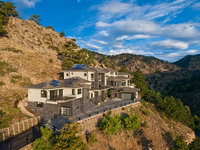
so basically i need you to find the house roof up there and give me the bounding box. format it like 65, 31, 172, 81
111, 87, 140, 93
118, 72, 129, 75
107, 76, 129, 81
27, 77, 90, 89
104, 68, 117, 72
61, 64, 106, 73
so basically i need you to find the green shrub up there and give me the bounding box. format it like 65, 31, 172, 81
45, 26, 54, 31
59, 31, 65, 37
121, 113, 140, 131
1, 47, 22, 53
141, 121, 148, 128
189, 137, 200, 150
54, 123, 87, 150
48, 45, 60, 52
98, 111, 121, 135
0, 61, 18, 76
49, 58, 53, 63
86, 133, 98, 144
32, 126, 53, 150
170, 136, 189, 150
0, 81, 5, 86
20, 77, 32, 87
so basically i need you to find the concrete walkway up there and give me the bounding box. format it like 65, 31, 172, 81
18, 98, 35, 117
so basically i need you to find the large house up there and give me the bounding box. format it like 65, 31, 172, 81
27, 64, 139, 126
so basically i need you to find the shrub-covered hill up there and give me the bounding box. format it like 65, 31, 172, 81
87, 104, 195, 150
174, 54, 200, 70
90, 52, 180, 74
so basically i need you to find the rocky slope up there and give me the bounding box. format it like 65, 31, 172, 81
0, 17, 77, 127
85, 103, 195, 150
90, 52, 180, 74
174, 54, 200, 70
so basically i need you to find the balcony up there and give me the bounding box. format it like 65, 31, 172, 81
49, 95, 76, 101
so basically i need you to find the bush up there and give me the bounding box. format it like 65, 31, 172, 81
98, 111, 121, 135
189, 137, 200, 150
20, 77, 32, 87
49, 58, 53, 63
1, 47, 22, 53
0, 81, 5, 86
121, 113, 140, 131
32, 126, 53, 150
45, 26, 54, 31
86, 133, 97, 144
170, 136, 189, 150
141, 121, 148, 128
59, 31, 65, 37
54, 123, 87, 150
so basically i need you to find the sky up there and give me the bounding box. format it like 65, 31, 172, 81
6, 0, 200, 62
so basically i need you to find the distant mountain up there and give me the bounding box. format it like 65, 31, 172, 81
90, 52, 180, 74
174, 54, 200, 70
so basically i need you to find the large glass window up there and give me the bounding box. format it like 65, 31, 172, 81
41, 90, 47, 98
84, 73, 87, 76
61, 107, 70, 116
91, 73, 94, 80
78, 89, 82, 94
72, 89, 75, 95
122, 82, 126, 86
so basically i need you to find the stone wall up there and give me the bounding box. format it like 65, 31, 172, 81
0, 116, 40, 141
77, 101, 141, 134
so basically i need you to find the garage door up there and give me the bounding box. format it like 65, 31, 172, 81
122, 94, 132, 100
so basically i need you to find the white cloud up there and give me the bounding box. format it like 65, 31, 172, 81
108, 48, 154, 56
92, 39, 108, 45
99, 1, 132, 15
86, 43, 102, 50
187, 49, 197, 54
96, 22, 110, 28
116, 34, 153, 40
150, 40, 189, 50
193, 2, 200, 10
15, 0, 41, 8
99, 30, 109, 36
97, 19, 200, 41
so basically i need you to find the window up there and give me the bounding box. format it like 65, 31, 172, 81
66, 73, 69, 76
71, 72, 73, 75
91, 73, 94, 79
110, 72, 114, 75
41, 90, 47, 98
61, 107, 70, 116
78, 89, 82, 94
91, 81, 94, 88
35, 102, 43, 108
91, 93, 93, 98
122, 82, 126, 86
72, 89, 75, 95
59, 89, 63, 97
84, 73, 87, 76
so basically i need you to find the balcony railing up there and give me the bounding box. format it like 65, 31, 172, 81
49, 95, 76, 101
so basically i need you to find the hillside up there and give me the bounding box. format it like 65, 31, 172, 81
90, 52, 180, 74
87, 104, 195, 150
0, 17, 77, 128
174, 54, 200, 70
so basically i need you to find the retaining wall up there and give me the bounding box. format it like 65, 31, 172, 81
77, 101, 141, 134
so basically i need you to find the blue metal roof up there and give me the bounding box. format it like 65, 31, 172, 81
72, 64, 89, 70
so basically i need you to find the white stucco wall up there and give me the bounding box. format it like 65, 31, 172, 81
28, 87, 83, 102
63, 71, 94, 81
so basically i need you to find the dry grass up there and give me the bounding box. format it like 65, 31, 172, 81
86, 103, 195, 150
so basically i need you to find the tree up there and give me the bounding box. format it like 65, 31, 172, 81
29, 14, 41, 25
122, 113, 140, 131
60, 31, 65, 37
131, 70, 148, 96
0, 1, 18, 36
45, 26, 54, 31
54, 123, 87, 150
170, 136, 189, 150
98, 111, 121, 135
32, 126, 53, 150
189, 137, 200, 150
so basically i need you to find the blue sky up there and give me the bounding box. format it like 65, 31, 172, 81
7, 0, 200, 62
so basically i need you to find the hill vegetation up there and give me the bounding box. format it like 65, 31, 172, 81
174, 54, 200, 70
90, 52, 180, 74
